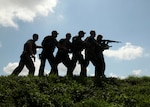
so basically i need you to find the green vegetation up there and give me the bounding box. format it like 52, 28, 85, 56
0, 75, 150, 107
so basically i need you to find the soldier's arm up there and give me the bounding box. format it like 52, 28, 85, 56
36, 45, 42, 48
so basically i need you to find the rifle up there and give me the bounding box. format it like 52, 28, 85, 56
101, 40, 121, 44
100, 39, 121, 50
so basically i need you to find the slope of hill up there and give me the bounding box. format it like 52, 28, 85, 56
0, 75, 150, 107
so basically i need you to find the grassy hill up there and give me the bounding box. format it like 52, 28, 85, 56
0, 75, 150, 107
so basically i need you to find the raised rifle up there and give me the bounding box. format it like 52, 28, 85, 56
100, 39, 121, 50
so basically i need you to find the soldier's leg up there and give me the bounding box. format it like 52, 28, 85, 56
101, 54, 106, 77
11, 54, 25, 76
95, 64, 102, 77
97, 53, 105, 77
70, 53, 78, 76
62, 56, 73, 77
80, 64, 87, 77
48, 54, 58, 76
25, 56, 35, 76
90, 57, 102, 77
79, 54, 87, 77
98, 61, 105, 77
49, 61, 58, 76
39, 57, 46, 76
11, 61, 24, 75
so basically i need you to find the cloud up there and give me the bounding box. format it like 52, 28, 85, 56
3, 62, 18, 75
57, 63, 67, 76
109, 73, 118, 78
0, 0, 57, 28
132, 69, 141, 76
104, 42, 143, 60
109, 73, 126, 79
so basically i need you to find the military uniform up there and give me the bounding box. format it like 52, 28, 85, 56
11, 34, 38, 76
85, 35, 104, 77
96, 35, 106, 77
71, 34, 86, 76
39, 35, 58, 76
55, 36, 72, 76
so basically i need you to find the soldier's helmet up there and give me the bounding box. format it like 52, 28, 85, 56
78, 30, 86, 35
90, 30, 96, 35
52, 30, 59, 35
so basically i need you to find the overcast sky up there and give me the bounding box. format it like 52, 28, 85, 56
0, 0, 150, 78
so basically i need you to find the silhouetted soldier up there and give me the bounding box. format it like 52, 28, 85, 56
96, 35, 106, 77
55, 33, 72, 76
85, 30, 103, 77
96, 35, 121, 77
39, 30, 61, 76
11, 34, 41, 76
71, 31, 87, 77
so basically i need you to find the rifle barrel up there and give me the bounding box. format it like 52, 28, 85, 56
102, 40, 121, 43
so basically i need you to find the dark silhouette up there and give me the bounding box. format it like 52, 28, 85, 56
71, 31, 87, 77
96, 35, 121, 77
85, 30, 104, 77
100, 39, 121, 50
96, 35, 106, 77
10, 30, 121, 77
55, 33, 72, 76
11, 34, 41, 76
38, 31, 60, 76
